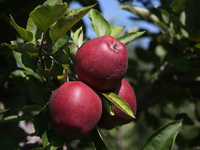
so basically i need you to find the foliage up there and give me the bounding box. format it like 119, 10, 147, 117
0, 0, 200, 149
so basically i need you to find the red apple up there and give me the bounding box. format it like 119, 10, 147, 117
49, 81, 102, 140
74, 35, 128, 91
98, 79, 137, 130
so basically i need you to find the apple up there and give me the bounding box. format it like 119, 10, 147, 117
49, 81, 102, 140
74, 35, 128, 91
98, 79, 137, 130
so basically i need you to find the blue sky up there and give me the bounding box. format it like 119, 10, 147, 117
70, 0, 161, 49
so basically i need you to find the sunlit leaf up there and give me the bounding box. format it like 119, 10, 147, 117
102, 92, 135, 118
10, 15, 33, 42
64, 42, 78, 62
71, 26, 84, 47
118, 31, 145, 45
141, 120, 183, 150
27, 17, 42, 43
30, 3, 68, 32
98, 93, 114, 116
110, 26, 125, 38
88, 9, 111, 37
43, 0, 63, 5
0, 115, 34, 124
49, 4, 94, 42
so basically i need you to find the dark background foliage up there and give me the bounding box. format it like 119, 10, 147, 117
0, 0, 200, 149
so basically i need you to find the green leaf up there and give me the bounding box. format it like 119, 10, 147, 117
0, 115, 34, 124
170, 57, 194, 72
195, 43, 200, 48
30, 3, 68, 32
81, 127, 111, 150
10, 15, 33, 42
52, 33, 69, 54
170, 0, 186, 14
27, 17, 42, 43
64, 42, 78, 62
98, 93, 114, 116
0, 131, 21, 150
141, 120, 183, 150
15, 105, 42, 112
6, 41, 38, 57
54, 50, 70, 65
49, 4, 94, 42
102, 92, 135, 118
118, 31, 145, 45
0, 108, 9, 115
118, 4, 160, 26
42, 129, 66, 150
43, 0, 63, 5
110, 26, 125, 38
88, 9, 111, 37
12, 51, 35, 72
33, 104, 50, 137
71, 26, 84, 47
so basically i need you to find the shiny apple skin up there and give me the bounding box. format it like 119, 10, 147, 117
49, 81, 102, 140
98, 79, 137, 130
74, 35, 128, 91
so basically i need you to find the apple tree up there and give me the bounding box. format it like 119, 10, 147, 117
0, 0, 199, 149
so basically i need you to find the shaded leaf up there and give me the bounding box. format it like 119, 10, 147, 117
88, 9, 111, 37
81, 127, 110, 150
49, 4, 94, 42
170, 57, 194, 72
141, 120, 183, 150
12, 51, 35, 72
0, 131, 21, 150
0, 108, 10, 115
33, 103, 50, 137
42, 129, 66, 150
118, 4, 160, 26
102, 92, 135, 118
118, 31, 145, 45
30, 3, 68, 32
10, 15, 33, 42
170, 0, 187, 14
24, 75, 50, 106
52, 33, 70, 54
15, 105, 42, 112
6, 41, 38, 57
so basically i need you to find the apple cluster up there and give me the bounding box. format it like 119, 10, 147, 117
49, 35, 137, 140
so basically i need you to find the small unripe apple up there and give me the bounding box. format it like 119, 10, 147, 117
49, 81, 102, 140
74, 35, 128, 91
98, 79, 137, 130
